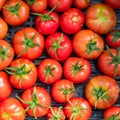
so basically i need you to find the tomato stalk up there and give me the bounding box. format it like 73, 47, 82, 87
104, 112, 120, 120
111, 31, 120, 42
27, 0, 36, 5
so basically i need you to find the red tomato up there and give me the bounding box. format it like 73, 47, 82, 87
0, 0, 6, 11
72, 30, 104, 59
45, 32, 72, 61
86, 3, 117, 34
2, 0, 30, 26
51, 79, 75, 103
47, 106, 66, 120
37, 58, 62, 84
105, 30, 120, 48
0, 18, 8, 39
73, 0, 91, 10
98, 47, 120, 77
104, 106, 120, 119
64, 97, 92, 120
85, 75, 119, 109
48, 0, 72, 12
12, 27, 44, 60
0, 40, 14, 70
60, 8, 85, 34
5, 58, 37, 89
0, 98, 25, 120
104, 0, 120, 9
17, 86, 51, 119
63, 57, 92, 83
0, 71, 12, 101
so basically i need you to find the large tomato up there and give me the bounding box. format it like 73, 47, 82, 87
85, 75, 119, 109
85, 3, 117, 34
5, 58, 37, 89
0, 98, 25, 120
0, 40, 14, 70
45, 32, 72, 61
72, 30, 104, 59
0, 71, 12, 101
0, 0, 6, 11
63, 57, 92, 83
12, 27, 44, 60
60, 8, 85, 34
2, 0, 30, 26
64, 97, 92, 120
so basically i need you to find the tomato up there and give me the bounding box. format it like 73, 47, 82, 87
0, 98, 25, 120
47, 106, 66, 120
73, 0, 91, 10
5, 58, 37, 89
63, 57, 92, 83
48, 0, 72, 12
60, 8, 85, 34
51, 79, 75, 103
0, 40, 14, 70
105, 30, 120, 48
0, 18, 8, 39
86, 3, 117, 34
12, 27, 44, 60
17, 86, 51, 119
104, 0, 120, 9
0, 0, 6, 11
0, 71, 12, 101
104, 106, 120, 119
64, 97, 92, 120
98, 47, 120, 77
85, 75, 119, 109
45, 32, 72, 61
2, 0, 30, 26
72, 30, 104, 59
37, 58, 62, 84
33, 9, 59, 35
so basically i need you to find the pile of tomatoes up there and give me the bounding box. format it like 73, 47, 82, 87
0, 0, 120, 120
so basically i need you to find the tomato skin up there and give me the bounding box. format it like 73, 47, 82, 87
64, 97, 92, 120
48, 0, 72, 12
0, 71, 12, 101
60, 8, 85, 34
12, 27, 44, 60
72, 30, 104, 59
37, 58, 62, 84
85, 75, 119, 109
63, 57, 92, 83
0, 0, 6, 11
2, 0, 30, 26
0, 98, 25, 120
86, 3, 117, 34
0, 40, 14, 70
45, 32, 72, 61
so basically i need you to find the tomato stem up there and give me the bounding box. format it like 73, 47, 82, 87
27, 0, 36, 5
111, 31, 120, 42
104, 112, 120, 120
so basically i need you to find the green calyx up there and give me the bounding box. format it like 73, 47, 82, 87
27, 0, 36, 5
111, 31, 120, 42
104, 112, 120, 120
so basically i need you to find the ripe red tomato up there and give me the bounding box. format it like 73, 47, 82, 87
37, 58, 62, 84
98, 47, 120, 77
0, 18, 8, 39
48, 0, 72, 12
17, 86, 51, 119
0, 40, 14, 70
73, 30, 104, 59
0, 71, 12, 101
2, 0, 30, 26
86, 3, 117, 34
0, 98, 25, 120
73, 0, 91, 10
60, 8, 85, 34
45, 32, 72, 61
51, 79, 75, 103
104, 106, 120, 119
63, 57, 92, 83
0, 0, 6, 11
104, 0, 120, 9
5, 58, 37, 89
85, 75, 119, 109
12, 27, 44, 60
105, 30, 120, 48
64, 97, 92, 120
